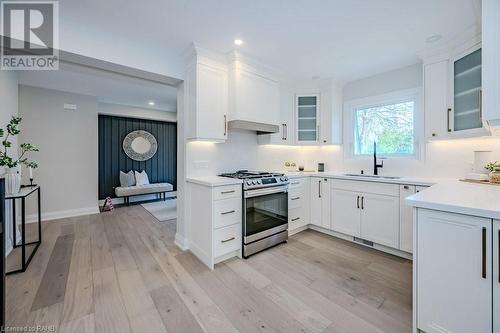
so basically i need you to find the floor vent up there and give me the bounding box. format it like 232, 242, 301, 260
353, 237, 374, 247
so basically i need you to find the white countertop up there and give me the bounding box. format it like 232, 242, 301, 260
284, 171, 441, 186
186, 176, 243, 187
406, 180, 500, 219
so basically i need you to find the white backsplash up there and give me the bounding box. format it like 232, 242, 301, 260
187, 130, 500, 179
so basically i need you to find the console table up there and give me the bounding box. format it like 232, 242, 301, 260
5, 186, 41, 275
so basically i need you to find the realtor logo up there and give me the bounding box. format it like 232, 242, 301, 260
1, 1, 59, 70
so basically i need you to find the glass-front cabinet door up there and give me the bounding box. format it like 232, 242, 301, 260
296, 94, 319, 143
450, 46, 483, 133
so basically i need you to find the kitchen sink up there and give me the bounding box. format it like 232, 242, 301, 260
343, 173, 402, 180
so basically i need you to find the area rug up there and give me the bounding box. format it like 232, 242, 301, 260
141, 199, 177, 222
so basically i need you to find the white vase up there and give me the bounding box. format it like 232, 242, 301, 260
5, 167, 21, 195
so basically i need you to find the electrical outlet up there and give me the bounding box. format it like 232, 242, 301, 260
63, 103, 77, 111
194, 160, 209, 169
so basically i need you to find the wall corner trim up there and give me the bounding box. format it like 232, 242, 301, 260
174, 232, 189, 251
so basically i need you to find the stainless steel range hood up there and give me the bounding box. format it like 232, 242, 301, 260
227, 120, 279, 135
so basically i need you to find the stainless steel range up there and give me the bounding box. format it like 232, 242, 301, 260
219, 170, 289, 258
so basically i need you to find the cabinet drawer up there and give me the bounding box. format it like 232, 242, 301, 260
212, 184, 242, 201
214, 224, 241, 257
289, 178, 307, 188
289, 207, 307, 230
213, 198, 241, 229
332, 179, 399, 197
288, 188, 305, 209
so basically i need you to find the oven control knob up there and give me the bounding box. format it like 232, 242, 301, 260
257, 179, 262, 184
246, 180, 252, 186
252, 180, 257, 185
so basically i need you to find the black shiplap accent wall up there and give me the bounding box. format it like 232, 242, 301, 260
98, 115, 177, 199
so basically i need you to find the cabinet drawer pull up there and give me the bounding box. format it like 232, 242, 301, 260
447, 108, 452, 132
479, 89, 483, 122
291, 197, 300, 201
403, 185, 410, 190
221, 237, 235, 243
361, 196, 364, 210
224, 115, 227, 136
221, 190, 235, 194
291, 182, 300, 185
291, 217, 300, 221
482, 227, 487, 279
318, 181, 322, 198
221, 210, 236, 215
357, 196, 360, 209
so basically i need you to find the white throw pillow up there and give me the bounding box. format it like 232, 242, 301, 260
119, 170, 135, 187
134, 170, 150, 186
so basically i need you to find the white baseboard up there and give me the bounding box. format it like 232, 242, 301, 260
188, 241, 212, 269
25, 206, 100, 223
308, 224, 412, 260
174, 232, 189, 251
288, 225, 308, 236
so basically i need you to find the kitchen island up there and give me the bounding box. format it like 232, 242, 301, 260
406, 181, 500, 333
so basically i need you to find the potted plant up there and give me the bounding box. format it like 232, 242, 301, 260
485, 161, 500, 184
0, 116, 39, 194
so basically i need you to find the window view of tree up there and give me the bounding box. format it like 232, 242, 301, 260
354, 100, 414, 155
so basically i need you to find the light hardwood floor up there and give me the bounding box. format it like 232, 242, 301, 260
5, 205, 412, 333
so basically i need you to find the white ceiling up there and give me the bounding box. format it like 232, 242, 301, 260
58, 0, 481, 82
18, 63, 178, 111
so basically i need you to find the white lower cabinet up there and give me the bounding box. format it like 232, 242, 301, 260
416, 209, 492, 333
331, 189, 361, 236
331, 180, 399, 248
187, 182, 242, 269
310, 177, 331, 229
400, 185, 429, 253
288, 177, 310, 232
360, 193, 399, 248
495, 220, 500, 333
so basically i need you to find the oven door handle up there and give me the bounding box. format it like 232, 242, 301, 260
244, 186, 288, 198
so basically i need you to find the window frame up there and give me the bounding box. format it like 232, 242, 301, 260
343, 88, 423, 160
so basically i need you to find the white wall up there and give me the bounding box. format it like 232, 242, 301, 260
19, 85, 100, 219
0, 71, 19, 254
343, 63, 423, 101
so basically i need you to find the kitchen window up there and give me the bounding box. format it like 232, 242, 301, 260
345, 89, 422, 158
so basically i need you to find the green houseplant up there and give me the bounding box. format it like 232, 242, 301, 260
0, 116, 39, 194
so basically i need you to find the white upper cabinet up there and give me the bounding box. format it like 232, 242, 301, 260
259, 81, 343, 146
423, 38, 488, 139
228, 53, 280, 125
258, 85, 295, 145
185, 47, 228, 142
296, 94, 320, 144
482, 0, 500, 134
449, 45, 486, 136
424, 60, 450, 140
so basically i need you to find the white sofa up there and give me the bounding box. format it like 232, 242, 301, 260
115, 183, 173, 205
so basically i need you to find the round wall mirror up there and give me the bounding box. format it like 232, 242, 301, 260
123, 130, 157, 161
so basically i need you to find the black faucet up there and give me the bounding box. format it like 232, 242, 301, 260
373, 142, 384, 175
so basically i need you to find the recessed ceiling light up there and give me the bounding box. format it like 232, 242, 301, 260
148, 101, 155, 106
426, 34, 442, 43
234, 39, 243, 46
